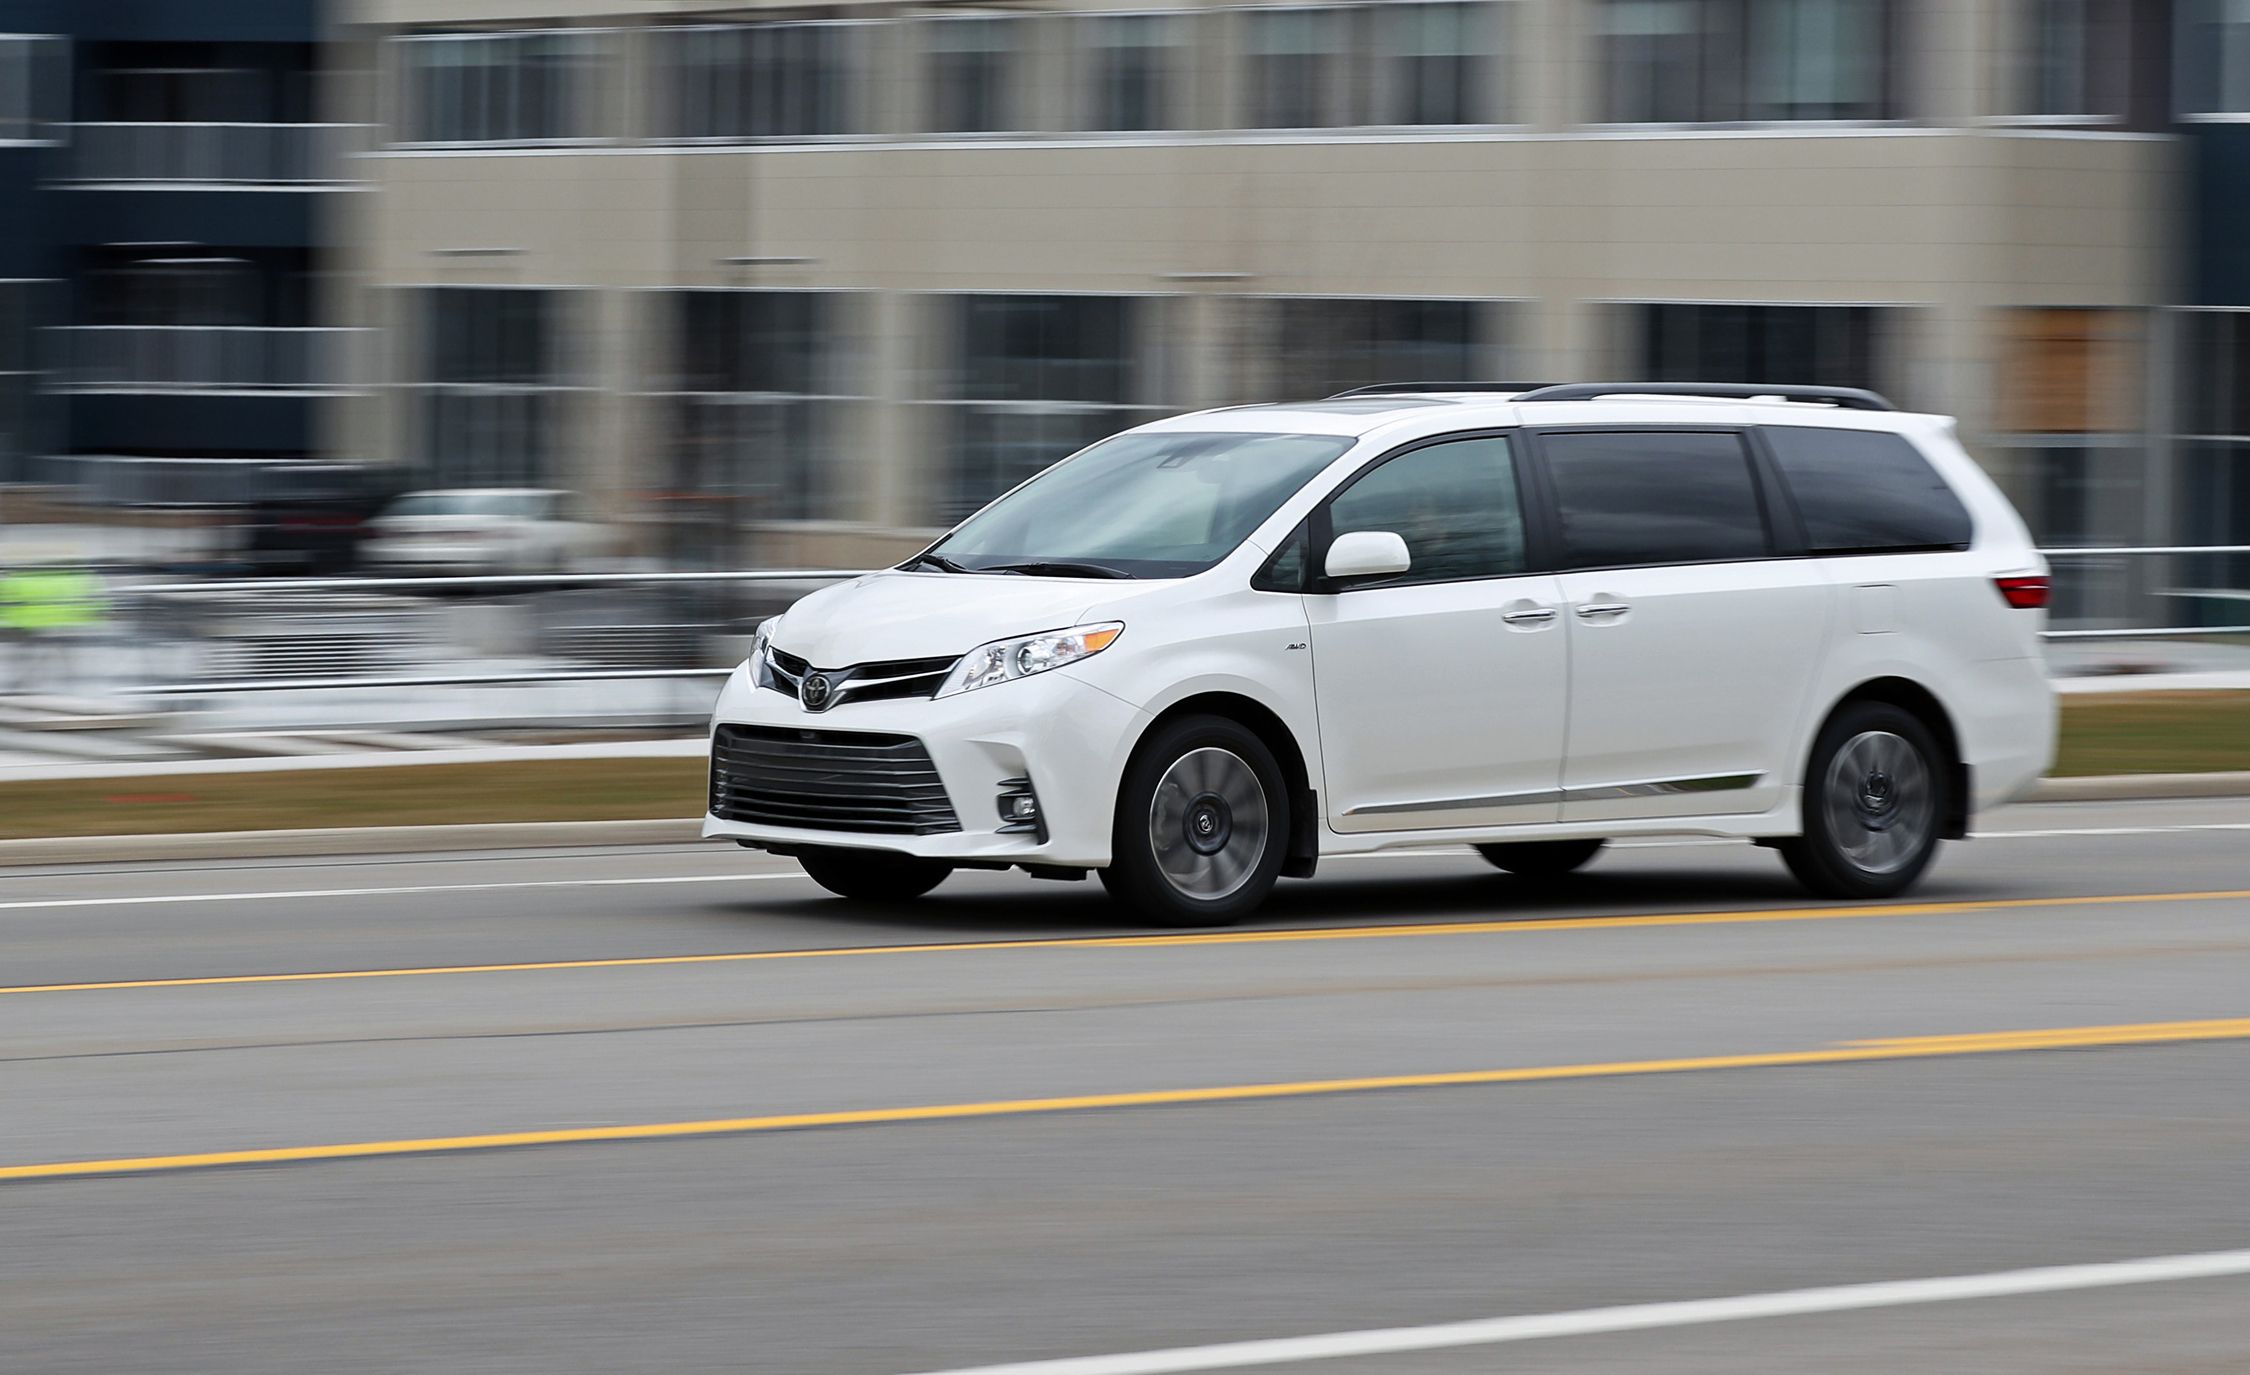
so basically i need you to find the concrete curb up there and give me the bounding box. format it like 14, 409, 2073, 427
0, 772, 2240, 866
2024, 771, 2250, 804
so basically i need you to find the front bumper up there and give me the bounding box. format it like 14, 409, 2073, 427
701, 664, 1147, 868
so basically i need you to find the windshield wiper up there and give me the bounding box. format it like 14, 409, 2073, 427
981, 560, 1136, 580
903, 552, 973, 574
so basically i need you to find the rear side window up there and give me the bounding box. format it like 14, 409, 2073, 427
1540, 431, 1769, 569
1763, 426, 1973, 553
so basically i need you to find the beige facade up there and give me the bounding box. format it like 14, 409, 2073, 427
335, 0, 2181, 566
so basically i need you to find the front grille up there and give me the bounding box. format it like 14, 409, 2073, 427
710, 725, 962, 835
763, 647, 957, 710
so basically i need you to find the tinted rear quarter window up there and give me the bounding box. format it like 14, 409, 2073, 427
1540, 431, 1770, 569
1763, 425, 1973, 552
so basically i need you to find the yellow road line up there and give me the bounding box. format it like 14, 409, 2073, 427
7, 1015, 2249, 1184
8, 888, 2250, 999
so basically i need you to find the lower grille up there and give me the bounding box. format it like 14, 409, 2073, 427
710, 725, 962, 836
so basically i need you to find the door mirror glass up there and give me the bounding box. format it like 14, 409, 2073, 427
1324, 529, 1412, 583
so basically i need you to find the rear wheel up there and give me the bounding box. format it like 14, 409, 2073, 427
1473, 838, 1606, 879
1100, 715, 1289, 928
1777, 701, 1947, 899
796, 847, 952, 902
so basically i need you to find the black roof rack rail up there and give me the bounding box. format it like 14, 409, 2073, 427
1327, 381, 1558, 399
1509, 382, 1897, 412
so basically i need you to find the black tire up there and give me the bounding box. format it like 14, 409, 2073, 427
1777, 701, 1948, 899
1473, 838, 1606, 879
1100, 714, 1291, 927
796, 847, 952, 902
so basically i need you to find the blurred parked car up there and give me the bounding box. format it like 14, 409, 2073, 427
242, 463, 395, 576
363, 489, 610, 577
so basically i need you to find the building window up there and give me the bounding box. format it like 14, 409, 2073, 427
938, 295, 1167, 522
1081, 14, 1178, 133
1246, 7, 1353, 128
655, 23, 867, 140
926, 16, 1020, 134
0, 34, 66, 141
1993, 309, 2147, 622
2023, 0, 2129, 117
2182, 0, 2250, 113
1379, 2, 1501, 125
0, 281, 45, 483
1599, 0, 1897, 123
416, 289, 575, 487
2174, 312, 2250, 624
1636, 302, 1889, 390
661, 291, 861, 530
397, 31, 601, 145
1252, 297, 1492, 399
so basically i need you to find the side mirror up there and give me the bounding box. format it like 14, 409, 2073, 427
1323, 529, 1412, 585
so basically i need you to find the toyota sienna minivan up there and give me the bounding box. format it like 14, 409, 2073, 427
706, 383, 2055, 925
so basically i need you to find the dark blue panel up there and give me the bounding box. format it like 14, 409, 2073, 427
0, 147, 62, 278
2189, 125, 2250, 307
66, 0, 324, 43
67, 187, 321, 251
69, 391, 316, 457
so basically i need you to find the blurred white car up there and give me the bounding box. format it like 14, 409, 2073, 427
708, 382, 2057, 926
363, 489, 607, 576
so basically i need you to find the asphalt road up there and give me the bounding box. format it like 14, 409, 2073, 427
3, 797, 2248, 1374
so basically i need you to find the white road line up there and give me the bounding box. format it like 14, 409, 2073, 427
0, 872, 806, 912
903, 1247, 2250, 1375
0, 822, 2239, 913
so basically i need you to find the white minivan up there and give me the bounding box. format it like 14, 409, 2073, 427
706, 383, 2056, 926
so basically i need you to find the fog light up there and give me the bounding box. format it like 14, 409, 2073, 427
996, 777, 1044, 838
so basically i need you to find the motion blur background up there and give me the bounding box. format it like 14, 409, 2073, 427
0, 0, 2245, 746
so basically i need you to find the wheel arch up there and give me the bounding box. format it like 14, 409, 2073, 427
1137, 691, 1321, 878
1816, 677, 1970, 840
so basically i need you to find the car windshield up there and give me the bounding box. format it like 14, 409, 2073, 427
925, 431, 1353, 578
386, 492, 547, 519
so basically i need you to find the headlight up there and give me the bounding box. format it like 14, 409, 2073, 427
936, 622, 1123, 698
747, 616, 780, 684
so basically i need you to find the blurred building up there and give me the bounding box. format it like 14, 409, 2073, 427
0, 0, 358, 509
6, 2, 2241, 575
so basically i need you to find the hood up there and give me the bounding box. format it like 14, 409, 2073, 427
772, 571, 1140, 666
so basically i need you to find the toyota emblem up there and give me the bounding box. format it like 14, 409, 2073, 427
800, 674, 834, 710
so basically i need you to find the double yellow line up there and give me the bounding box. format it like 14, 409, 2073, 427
7, 1015, 2247, 1184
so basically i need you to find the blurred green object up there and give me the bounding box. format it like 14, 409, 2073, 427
1, 565, 106, 632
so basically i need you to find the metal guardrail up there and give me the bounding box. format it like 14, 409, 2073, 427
62, 122, 369, 185
2039, 545, 2250, 640
107, 551, 2248, 698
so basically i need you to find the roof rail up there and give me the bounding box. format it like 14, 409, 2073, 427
1327, 381, 1558, 399
1509, 382, 1897, 412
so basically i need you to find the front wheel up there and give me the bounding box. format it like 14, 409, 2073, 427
1777, 702, 1947, 899
796, 847, 952, 902
1100, 715, 1290, 928
1474, 838, 1606, 879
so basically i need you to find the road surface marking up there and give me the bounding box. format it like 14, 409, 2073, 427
0, 872, 805, 913
5, 887, 2249, 998
897, 1247, 2250, 1374
0, 822, 2242, 914
6, 887, 2249, 998
5, 1015, 2248, 1183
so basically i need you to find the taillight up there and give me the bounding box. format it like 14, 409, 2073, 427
1995, 575, 2050, 610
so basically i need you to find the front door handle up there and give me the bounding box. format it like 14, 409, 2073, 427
1502, 607, 1556, 626
1576, 603, 1630, 620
